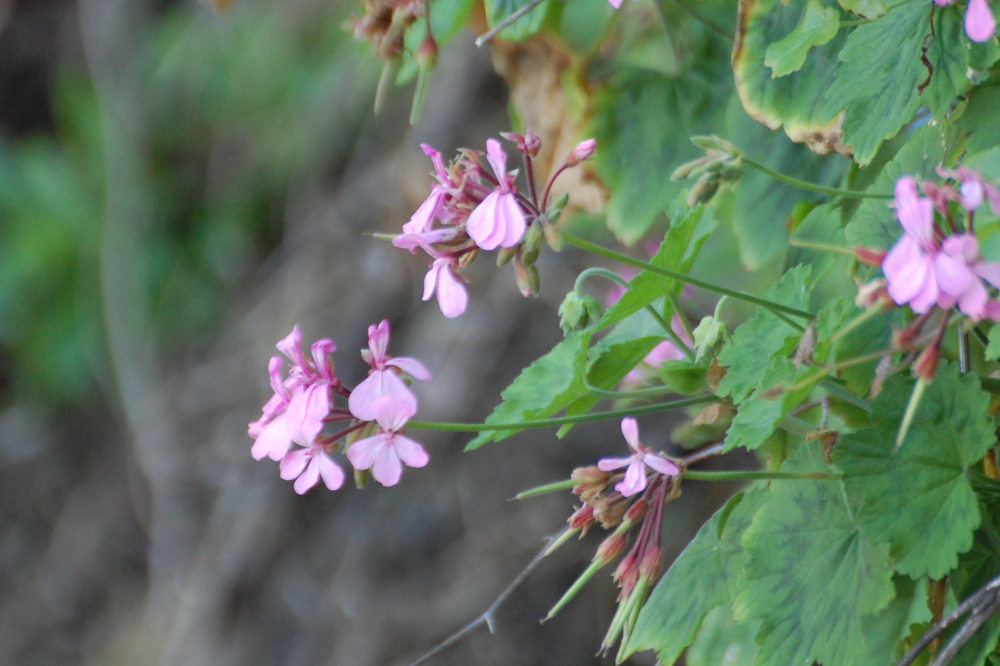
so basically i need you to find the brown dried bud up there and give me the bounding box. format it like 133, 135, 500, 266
594, 496, 626, 529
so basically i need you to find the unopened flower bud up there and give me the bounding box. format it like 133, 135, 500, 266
594, 496, 626, 528
458, 248, 478, 267
638, 544, 662, 577
515, 262, 540, 297
566, 138, 596, 166
595, 533, 628, 562
572, 465, 612, 503
687, 175, 720, 206
559, 291, 602, 334
520, 223, 544, 266
690, 134, 738, 156
496, 246, 515, 267
416, 34, 438, 67
624, 498, 649, 523
719, 161, 743, 182
692, 315, 727, 361
671, 156, 710, 181
855, 246, 887, 267
913, 343, 940, 381
568, 503, 595, 533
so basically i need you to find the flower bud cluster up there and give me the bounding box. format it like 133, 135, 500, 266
393, 133, 596, 318
248, 320, 432, 493
671, 135, 743, 206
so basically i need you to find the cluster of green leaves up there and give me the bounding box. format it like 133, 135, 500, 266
450, 0, 1000, 664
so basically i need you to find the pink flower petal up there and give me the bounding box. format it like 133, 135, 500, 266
371, 440, 404, 486
367, 320, 391, 365
616, 460, 647, 497
423, 259, 468, 318
387, 356, 433, 382
467, 191, 507, 250
293, 460, 321, 494
958, 279, 989, 319
643, 453, 680, 477
975, 261, 1000, 289
598, 455, 634, 472
279, 448, 310, 480
315, 453, 345, 490
392, 434, 430, 468
485, 138, 508, 186
934, 250, 978, 299
966, 0, 996, 42
348, 370, 418, 422
496, 192, 527, 247
284, 383, 329, 444
346, 433, 386, 470
620, 418, 640, 450
251, 413, 292, 461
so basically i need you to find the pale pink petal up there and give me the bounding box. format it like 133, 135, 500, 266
251, 413, 292, 461
277, 326, 307, 369
391, 434, 430, 468
372, 396, 414, 433
485, 138, 508, 185
348, 370, 418, 422
371, 441, 404, 486
386, 356, 432, 382
935, 0, 953, 5
279, 448, 311, 480
367, 320, 391, 366
421, 143, 450, 183
966, 0, 996, 42
394, 227, 461, 254
934, 250, 978, 299
284, 383, 329, 444
423, 260, 468, 318
620, 418, 640, 449
975, 260, 1000, 288
884, 238, 936, 309
315, 453, 345, 490
598, 455, 634, 472
402, 188, 445, 237
608, 0, 624, 8
496, 192, 527, 247
616, 460, 648, 497
346, 433, 386, 470
985, 300, 1000, 320
467, 191, 507, 250
293, 460, 321, 494
895, 177, 935, 246
961, 180, 985, 210
643, 453, 680, 477
958, 279, 990, 319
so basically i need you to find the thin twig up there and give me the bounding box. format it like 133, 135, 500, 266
896, 572, 1000, 666
475, 0, 547, 46
407, 527, 570, 665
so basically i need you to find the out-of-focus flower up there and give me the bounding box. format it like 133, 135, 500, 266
423, 257, 468, 318
348, 320, 431, 421
936, 0, 997, 42
597, 418, 679, 497
280, 444, 345, 494
347, 398, 429, 486
883, 177, 943, 313
249, 326, 338, 461
466, 139, 527, 251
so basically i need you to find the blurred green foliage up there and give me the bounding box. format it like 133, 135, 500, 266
0, 2, 376, 403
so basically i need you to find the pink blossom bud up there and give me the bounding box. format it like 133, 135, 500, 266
913, 343, 940, 381
855, 246, 887, 267
595, 533, 628, 563
624, 499, 649, 523
566, 138, 596, 166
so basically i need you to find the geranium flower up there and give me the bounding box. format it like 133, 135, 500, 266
346, 399, 429, 487
423, 256, 468, 318
597, 418, 679, 497
883, 177, 943, 313
348, 320, 432, 422
466, 138, 527, 251
279, 443, 345, 494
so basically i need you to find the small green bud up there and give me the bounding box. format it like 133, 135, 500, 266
547, 192, 570, 223
495, 246, 515, 267
692, 315, 728, 361
558, 291, 602, 334
690, 134, 738, 156
687, 175, 720, 206
514, 263, 540, 297
520, 223, 544, 266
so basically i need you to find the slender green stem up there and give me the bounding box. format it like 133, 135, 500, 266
819, 378, 872, 413
574, 266, 695, 360
666, 290, 695, 342
740, 154, 893, 200
682, 469, 842, 481
406, 395, 718, 432
515, 478, 577, 499
561, 232, 815, 320
831, 304, 885, 343
789, 239, 858, 258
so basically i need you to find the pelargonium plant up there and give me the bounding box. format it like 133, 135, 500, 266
243, 0, 1000, 663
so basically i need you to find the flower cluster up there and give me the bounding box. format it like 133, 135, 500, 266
394, 132, 596, 318
935, 0, 996, 42
881, 171, 1000, 321
249, 321, 431, 493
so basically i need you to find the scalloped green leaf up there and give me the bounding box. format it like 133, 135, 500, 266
837, 0, 889, 18
921, 5, 974, 118
723, 357, 819, 452
821, 0, 927, 165
764, 0, 841, 78
625, 488, 766, 663
733, 0, 846, 151
716, 265, 813, 404
735, 444, 895, 665
834, 363, 994, 578
464, 331, 588, 450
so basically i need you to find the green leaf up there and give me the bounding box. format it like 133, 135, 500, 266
657, 359, 708, 395
846, 123, 962, 249
598, 202, 714, 330
589, 68, 729, 244
723, 357, 819, 452
837, 0, 890, 18
822, 0, 928, 165
464, 331, 589, 450
987, 324, 1000, 361
764, 0, 841, 78
685, 606, 760, 666
921, 5, 973, 118
814, 297, 892, 396
736, 444, 895, 665
626, 488, 766, 663
716, 265, 813, 403
857, 577, 932, 663
483, 0, 550, 42
733, 0, 846, 149
835, 363, 995, 578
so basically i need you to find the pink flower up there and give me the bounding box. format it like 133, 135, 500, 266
883, 177, 943, 313
937, 233, 1000, 320
423, 257, 468, 318
466, 139, 527, 251
937, 166, 1000, 214
608, 0, 624, 7
936, 0, 996, 42
597, 418, 679, 497
346, 399, 429, 486
348, 320, 431, 422
279, 444, 345, 494
249, 326, 339, 461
